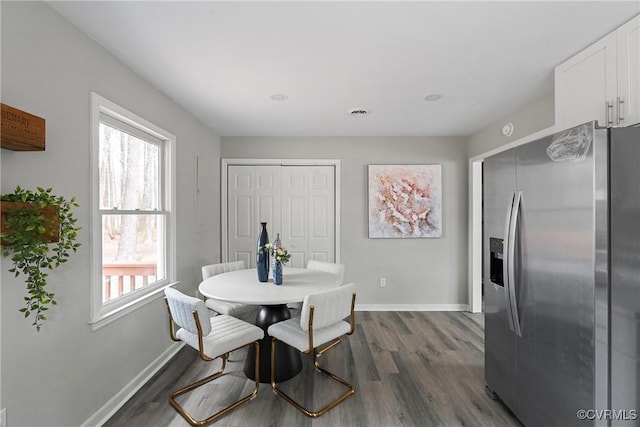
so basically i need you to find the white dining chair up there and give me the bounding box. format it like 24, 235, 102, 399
306, 260, 345, 285
201, 260, 258, 321
163, 287, 264, 426
268, 283, 357, 418
288, 260, 345, 311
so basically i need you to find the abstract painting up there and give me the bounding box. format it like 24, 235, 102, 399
368, 164, 442, 238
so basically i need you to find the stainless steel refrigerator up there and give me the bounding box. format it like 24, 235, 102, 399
483, 121, 640, 426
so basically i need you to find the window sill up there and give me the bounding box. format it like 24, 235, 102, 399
89, 281, 179, 331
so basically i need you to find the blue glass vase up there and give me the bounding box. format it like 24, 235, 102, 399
257, 222, 269, 282
273, 260, 283, 285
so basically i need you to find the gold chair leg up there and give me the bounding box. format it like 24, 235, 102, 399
270, 337, 355, 418
169, 341, 260, 426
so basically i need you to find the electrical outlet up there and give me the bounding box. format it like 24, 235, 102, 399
1, 407, 7, 427
380, 277, 386, 287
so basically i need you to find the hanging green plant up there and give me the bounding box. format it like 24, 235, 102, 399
1, 186, 81, 331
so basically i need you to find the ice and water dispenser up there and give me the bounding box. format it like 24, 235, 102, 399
489, 237, 504, 287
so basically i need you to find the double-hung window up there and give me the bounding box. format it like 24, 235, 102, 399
90, 93, 176, 329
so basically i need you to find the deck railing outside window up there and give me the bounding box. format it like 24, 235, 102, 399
102, 263, 157, 302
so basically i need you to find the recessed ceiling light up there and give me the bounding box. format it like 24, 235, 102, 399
349, 108, 370, 116
270, 94, 288, 101
424, 94, 443, 102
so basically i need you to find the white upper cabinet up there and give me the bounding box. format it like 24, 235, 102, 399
555, 15, 640, 129
617, 15, 640, 127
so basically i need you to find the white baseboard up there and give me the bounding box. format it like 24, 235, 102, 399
356, 303, 469, 312
82, 342, 184, 427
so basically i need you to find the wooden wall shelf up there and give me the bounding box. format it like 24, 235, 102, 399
1, 103, 46, 151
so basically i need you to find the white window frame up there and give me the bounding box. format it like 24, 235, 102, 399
89, 92, 177, 330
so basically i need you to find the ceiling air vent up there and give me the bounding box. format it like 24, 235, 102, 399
349, 108, 370, 116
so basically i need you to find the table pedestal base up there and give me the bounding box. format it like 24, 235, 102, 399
244, 304, 302, 383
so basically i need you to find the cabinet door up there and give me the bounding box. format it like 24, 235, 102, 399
616, 15, 640, 126
554, 31, 617, 129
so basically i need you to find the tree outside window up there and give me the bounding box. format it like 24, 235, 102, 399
99, 121, 165, 302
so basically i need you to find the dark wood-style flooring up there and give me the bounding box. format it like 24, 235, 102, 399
105, 311, 522, 427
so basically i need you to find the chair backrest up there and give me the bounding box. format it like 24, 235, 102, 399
165, 287, 212, 336
306, 260, 345, 285
202, 260, 246, 280
300, 283, 356, 331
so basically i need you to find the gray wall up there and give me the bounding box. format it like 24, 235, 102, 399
467, 92, 555, 158
222, 136, 469, 307
1, 2, 221, 426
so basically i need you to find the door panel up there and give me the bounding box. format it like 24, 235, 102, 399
282, 168, 308, 268
514, 127, 597, 426
227, 166, 280, 267
255, 166, 281, 235
483, 149, 517, 411
228, 166, 255, 266
311, 195, 329, 238
281, 166, 335, 268
234, 196, 252, 239
308, 167, 334, 264
232, 195, 253, 267
610, 127, 640, 422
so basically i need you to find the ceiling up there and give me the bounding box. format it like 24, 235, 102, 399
48, 1, 639, 137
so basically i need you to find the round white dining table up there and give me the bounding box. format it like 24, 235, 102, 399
198, 267, 340, 305
198, 267, 340, 382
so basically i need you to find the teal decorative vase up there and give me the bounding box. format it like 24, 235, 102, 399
273, 261, 283, 285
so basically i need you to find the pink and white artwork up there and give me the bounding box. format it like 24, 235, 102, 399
368, 164, 442, 238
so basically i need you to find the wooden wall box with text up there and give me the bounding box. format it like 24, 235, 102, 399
1, 103, 46, 151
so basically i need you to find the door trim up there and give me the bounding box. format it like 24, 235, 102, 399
221, 158, 341, 263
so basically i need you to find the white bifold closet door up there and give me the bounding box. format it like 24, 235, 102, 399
227, 165, 335, 268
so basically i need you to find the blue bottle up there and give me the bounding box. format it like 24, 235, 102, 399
257, 222, 269, 282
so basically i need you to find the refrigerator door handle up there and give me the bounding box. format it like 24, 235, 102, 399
508, 191, 523, 337
503, 193, 516, 332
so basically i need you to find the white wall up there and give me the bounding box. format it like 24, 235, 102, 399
1, 2, 220, 426
467, 92, 555, 158
222, 136, 469, 309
